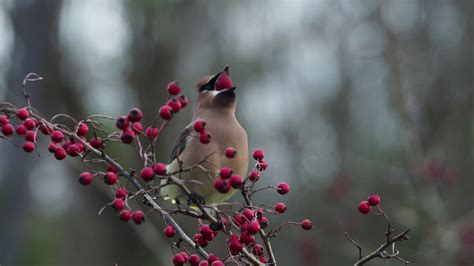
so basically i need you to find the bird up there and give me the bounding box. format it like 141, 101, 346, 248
162, 66, 249, 205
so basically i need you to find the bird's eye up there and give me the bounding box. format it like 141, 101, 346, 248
199, 84, 212, 92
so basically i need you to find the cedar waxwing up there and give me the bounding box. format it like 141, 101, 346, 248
162, 66, 249, 205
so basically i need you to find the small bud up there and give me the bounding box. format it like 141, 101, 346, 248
17, 108, 29, 120
132, 210, 145, 224
252, 148, 265, 161
164, 225, 175, 238
358, 200, 371, 214
79, 172, 93, 185
167, 81, 181, 95
224, 147, 237, 158
128, 108, 143, 122
277, 182, 290, 195
275, 202, 287, 213
159, 105, 173, 120
301, 219, 313, 230
140, 167, 155, 182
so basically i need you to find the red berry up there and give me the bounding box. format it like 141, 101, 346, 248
1, 123, 14, 136
246, 220, 261, 235
179, 252, 189, 262
172, 253, 186, 266
25, 131, 36, 142
258, 216, 268, 229
259, 257, 269, 263
207, 254, 219, 263
167, 98, 182, 113
76, 123, 89, 136
51, 131, 64, 143
229, 175, 242, 188
132, 210, 145, 224
178, 95, 188, 108
248, 170, 260, 182
15, 125, 27, 135
104, 172, 118, 185
164, 225, 175, 238
188, 254, 201, 266
257, 159, 269, 171
112, 198, 125, 210
167, 81, 181, 95
159, 105, 173, 120
199, 130, 211, 144
215, 70, 234, 91
228, 239, 243, 254
233, 213, 246, 226
242, 208, 254, 221
120, 129, 135, 144
23, 141, 35, 153
214, 179, 230, 193
48, 143, 58, 153
54, 147, 67, 160
132, 122, 143, 133
200, 225, 214, 238
39, 124, 52, 135
224, 147, 237, 158
128, 108, 143, 122
0, 115, 8, 125
368, 194, 381, 206
140, 167, 155, 182
145, 127, 159, 138
210, 261, 224, 266
277, 182, 290, 195
79, 172, 93, 185
193, 233, 209, 247
252, 148, 265, 161
119, 210, 132, 221
193, 119, 206, 133
116, 187, 128, 198
275, 202, 287, 213
219, 167, 233, 179
301, 219, 313, 230
89, 137, 103, 149
23, 118, 36, 130
17, 108, 29, 120
66, 144, 80, 157
153, 162, 167, 175
358, 200, 371, 214
240, 232, 256, 245
107, 164, 118, 173
116, 116, 129, 130
252, 244, 264, 256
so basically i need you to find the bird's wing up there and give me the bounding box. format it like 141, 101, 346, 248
169, 124, 194, 163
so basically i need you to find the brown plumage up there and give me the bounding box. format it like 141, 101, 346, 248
162, 66, 249, 205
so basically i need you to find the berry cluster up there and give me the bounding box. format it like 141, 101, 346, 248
358, 194, 381, 214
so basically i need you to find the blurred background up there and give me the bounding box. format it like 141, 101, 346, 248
0, 0, 473, 265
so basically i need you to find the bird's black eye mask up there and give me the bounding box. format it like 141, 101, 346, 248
199, 73, 220, 92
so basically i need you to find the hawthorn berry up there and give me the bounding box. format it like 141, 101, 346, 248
200, 225, 214, 239
358, 200, 371, 214
179, 252, 189, 262
228, 239, 243, 254
17, 108, 29, 120
140, 167, 155, 182
159, 105, 173, 120
164, 225, 175, 238
128, 108, 143, 122
54, 147, 67, 160
242, 208, 254, 221
104, 172, 118, 185
120, 129, 135, 144
229, 175, 242, 188
116, 187, 128, 199
188, 254, 201, 266
301, 219, 313, 230
0, 115, 8, 125
259, 257, 269, 263
25, 131, 36, 142
23, 141, 35, 153
107, 164, 118, 173
178, 95, 188, 108
257, 159, 269, 171
252, 244, 264, 256
248, 170, 260, 182
76, 123, 89, 136
215, 70, 234, 91
219, 166, 233, 179
167, 98, 182, 113
214, 179, 230, 193
246, 220, 261, 235
167, 81, 181, 95
258, 216, 269, 229
39, 124, 52, 135
145, 127, 159, 138
1, 123, 14, 136
132, 210, 145, 224
210, 261, 224, 266
224, 147, 237, 158
240, 232, 256, 245
48, 143, 58, 153
119, 210, 132, 221
275, 202, 287, 213
79, 172, 93, 185
277, 182, 290, 195
207, 254, 219, 263
15, 125, 27, 135
51, 130, 64, 143
132, 122, 143, 133
233, 213, 246, 226
112, 198, 125, 211
368, 194, 381, 206
199, 130, 211, 144
252, 148, 265, 161
89, 138, 103, 149
23, 118, 36, 130
193, 233, 209, 247
116, 116, 129, 130
66, 144, 80, 157
153, 162, 167, 175
193, 119, 206, 132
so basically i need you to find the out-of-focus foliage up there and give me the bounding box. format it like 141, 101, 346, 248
0, 0, 472, 265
